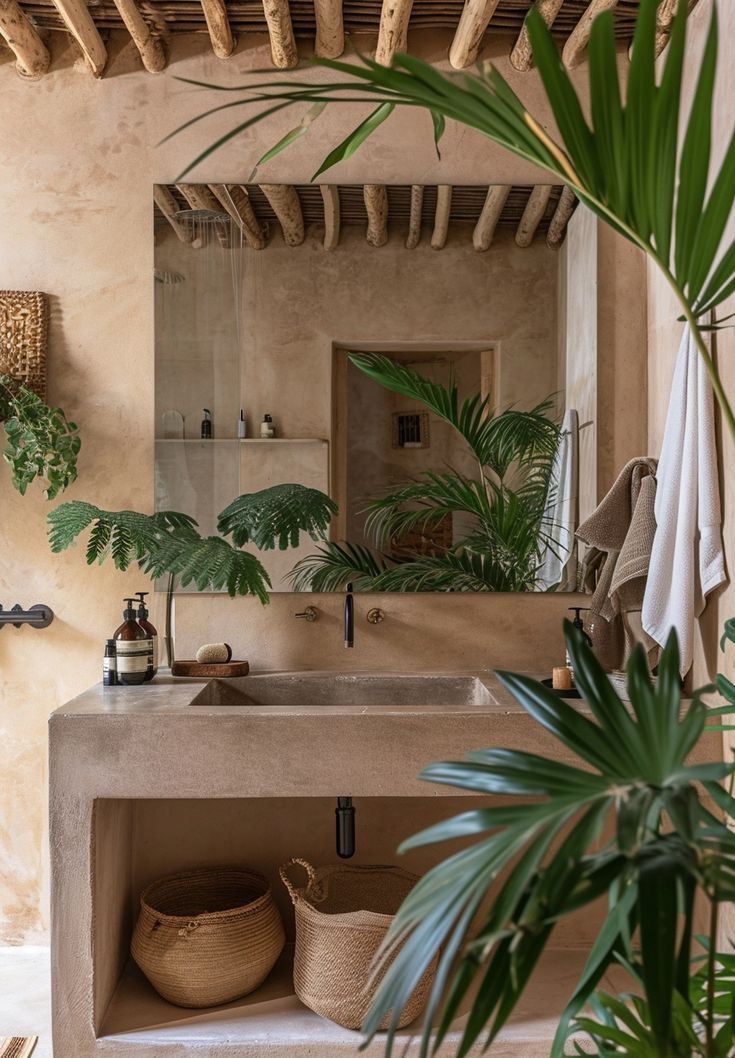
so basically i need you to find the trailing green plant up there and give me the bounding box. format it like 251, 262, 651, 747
289, 353, 560, 592
47, 484, 335, 600
359, 623, 735, 1058
0, 375, 80, 499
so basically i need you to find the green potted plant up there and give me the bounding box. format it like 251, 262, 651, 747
0, 374, 80, 498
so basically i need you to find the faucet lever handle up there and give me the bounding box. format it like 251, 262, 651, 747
295, 606, 318, 622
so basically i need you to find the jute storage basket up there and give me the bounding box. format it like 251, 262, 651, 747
280, 858, 436, 1030
131, 865, 285, 1008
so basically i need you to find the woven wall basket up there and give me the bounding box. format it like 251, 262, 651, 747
0, 291, 48, 399
131, 865, 285, 1008
280, 858, 436, 1031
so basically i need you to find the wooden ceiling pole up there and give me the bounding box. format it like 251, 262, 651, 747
209, 184, 267, 249
262, 0, 297, 68
177, 184, 232, 248
154, 186, 202, 247
314, 0, 343, 57
260, 184, 305, 244
516, 185, 553, 247
431, 185, 452, 250
200, 0, 234, 57
364, 185, 388, 247
562, 0, 618, 68
0, 0, 50, 77
112, 0, 166, 71
546, 186, 577, 249
473, 185, 510, 251
375, 0, 414, 66
510, 0, 564, 72
52, 0, 107, 75
405, 184, 424, 249
320, 185, 340, 250
449, 0, 500, 70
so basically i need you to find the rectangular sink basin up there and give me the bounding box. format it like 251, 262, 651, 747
189, 673, 492, 708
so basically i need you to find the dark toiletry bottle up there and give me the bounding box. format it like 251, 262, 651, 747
260, 413, 275, 439
566, 606, 592, 683
103, 639, 117, 686
201, 408, 213, 439
114, 599, 152, 687
136, 591, 158, 681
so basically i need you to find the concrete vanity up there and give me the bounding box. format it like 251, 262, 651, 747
50, 671, 712, 1057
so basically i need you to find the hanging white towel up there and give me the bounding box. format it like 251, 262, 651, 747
641, 323, 727, 676
537, 408, 579, 591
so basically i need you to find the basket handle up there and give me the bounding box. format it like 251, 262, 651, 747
279, 858, 317, 905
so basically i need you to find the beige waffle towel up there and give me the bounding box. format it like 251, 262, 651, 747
577, 457, 658, 669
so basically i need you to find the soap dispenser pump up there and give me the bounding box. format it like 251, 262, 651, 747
136, 591, 158, 681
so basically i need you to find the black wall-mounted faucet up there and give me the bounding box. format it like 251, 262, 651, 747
344, 582, 354, 648
336, 796, 355, 858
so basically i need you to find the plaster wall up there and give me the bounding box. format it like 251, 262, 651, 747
1, 28, 644, 943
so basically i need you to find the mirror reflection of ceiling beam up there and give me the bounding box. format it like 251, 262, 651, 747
516, 185, 553, 247
364, 185, 389, 247
510, 0, 566, 72
260, 184, 305, 244
177, 184, 232, 248
321, 185, 341, 250
154, 186, 202, 248
405, 185, 424, 249
431, 185, 453, 250
210, 184, 267, 249
473, 185, 511, 252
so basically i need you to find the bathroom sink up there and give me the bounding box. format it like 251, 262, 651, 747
189, 673, 493, 708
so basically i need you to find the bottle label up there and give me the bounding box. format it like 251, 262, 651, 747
116, 639, 152, 684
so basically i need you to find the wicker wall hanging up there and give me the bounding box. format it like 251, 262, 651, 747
0, 291, 48, 398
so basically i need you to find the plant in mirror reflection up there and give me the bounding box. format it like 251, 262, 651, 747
289, 352, 561, 592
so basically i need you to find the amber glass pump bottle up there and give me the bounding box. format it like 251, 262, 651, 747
136, 591, 158, 681
114, 598, 151, 686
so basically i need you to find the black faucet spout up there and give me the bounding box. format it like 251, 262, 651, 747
344, 582, 354, 648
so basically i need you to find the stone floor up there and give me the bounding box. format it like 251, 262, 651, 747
0, 947, 52, 1058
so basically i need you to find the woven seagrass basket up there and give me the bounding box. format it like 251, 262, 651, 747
280, 858, 436, 1030
131, 865, 285, 1008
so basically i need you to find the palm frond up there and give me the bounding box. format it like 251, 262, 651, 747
288, 540, 390, 592
218, 483, 337, 549
142, 533, 271, 600
47, 502, 197, 570
368, 547, 531, 592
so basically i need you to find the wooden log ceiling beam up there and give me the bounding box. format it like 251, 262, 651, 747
112, 0, 165, 71
546, 186, 577, 249
516, 185, 552, 247
154, 186, 202, 247
320, 185, 340, 250
209, 184, 267, 249
0, 0, 50, 77
405, 184, 424, 249
200, 0, 234, 57
177, 184, 231, 248
262, 0, 297, 68
314, 0, 343, 57
510, 0, 564, 72
52, 0, 106, 75
375, 0, 414, 66
562, 0, 618, 69
431, 185, 452, 250
364, 184, 389, 247
473, 185, 510, 251
449, 0, 500, 70
260, 184, 305, 244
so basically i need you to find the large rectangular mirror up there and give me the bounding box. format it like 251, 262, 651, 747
154, 183, 595, 593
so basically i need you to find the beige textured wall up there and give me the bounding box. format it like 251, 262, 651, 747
0, 29, 639, 944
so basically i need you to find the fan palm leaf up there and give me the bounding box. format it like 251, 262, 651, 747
288, 540, 390, 591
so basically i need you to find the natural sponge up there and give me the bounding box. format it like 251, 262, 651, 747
195, 643, 233, 664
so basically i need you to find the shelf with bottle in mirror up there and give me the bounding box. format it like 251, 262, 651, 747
155, 438, 328, 444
